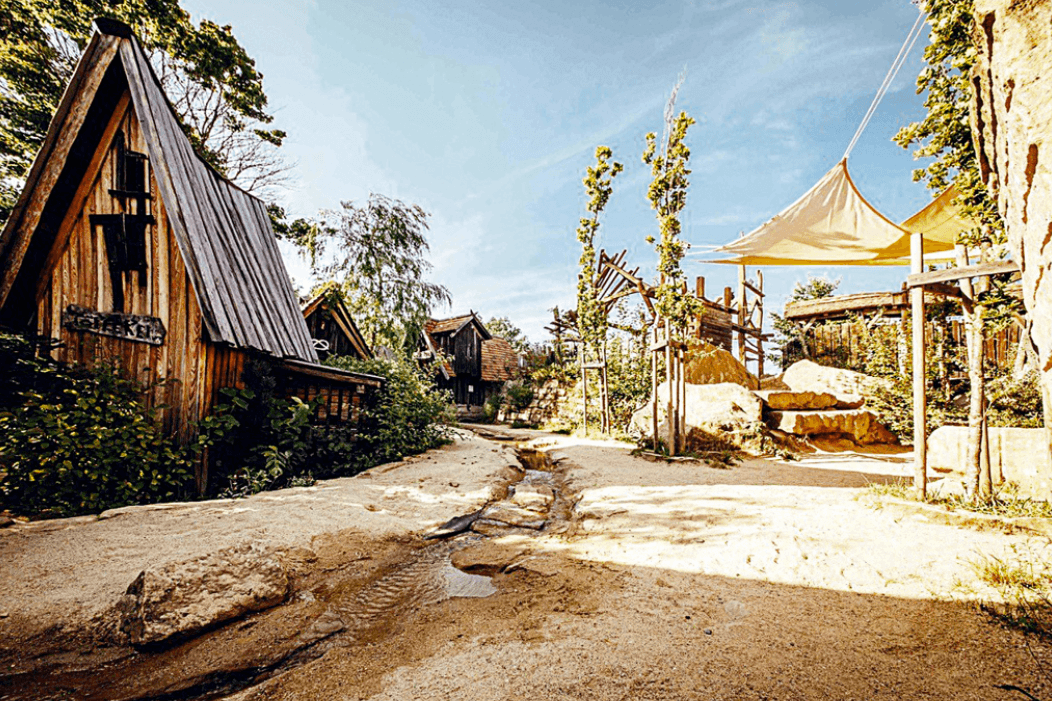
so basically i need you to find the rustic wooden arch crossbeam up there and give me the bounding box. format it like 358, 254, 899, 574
904, 233, 1021, 498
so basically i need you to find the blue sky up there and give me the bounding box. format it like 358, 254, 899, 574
184, 0, 936, 342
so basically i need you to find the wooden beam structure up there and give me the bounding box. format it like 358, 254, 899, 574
911, 233, 927, 497
906, 261, 1019, 288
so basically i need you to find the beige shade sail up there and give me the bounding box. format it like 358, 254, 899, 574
711, 160, 970, 266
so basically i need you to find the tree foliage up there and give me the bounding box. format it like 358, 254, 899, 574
892, 0, 1001, 238
486, 316, 530, 354
575, 146, 623, 353
315, 194, 451, 353
0, 0, 289, 223
643, 111, 702, 328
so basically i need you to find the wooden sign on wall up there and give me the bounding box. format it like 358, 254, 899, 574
62, 305, 166, 346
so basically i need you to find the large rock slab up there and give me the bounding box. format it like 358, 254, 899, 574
630, 381, 765, 451
780, 360, 887, 408
768, 409, 898, 445
928, 426, 1052, 500
116, 543, 289, 646
755, 389, 839, 411
683, 342, 758, 389
971, 0, 1052, 453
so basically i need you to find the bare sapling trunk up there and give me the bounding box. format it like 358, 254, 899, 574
964, 306, 987, 501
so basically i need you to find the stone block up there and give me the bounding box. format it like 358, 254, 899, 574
927, 425, 1052, 500
767, 409, 898, 445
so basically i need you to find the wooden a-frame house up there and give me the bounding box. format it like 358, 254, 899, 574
0, 19, 381, 488
301, 289, 372, 362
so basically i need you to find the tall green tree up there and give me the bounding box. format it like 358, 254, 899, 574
316, 194, 451, 353
892, 0, 1000, 236
894, 0, 1021, 502
575, 146, 622, 353
643, 111, 702, 329
486, 316, 530, 354
0, 0, 289, 224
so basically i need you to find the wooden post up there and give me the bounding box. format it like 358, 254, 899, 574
581, 349, 587, 435
678, 342, 687, 454
756, 270, 765, 380
651, 326, 659, 452
737, 265, 747, 367
911, 232, 927, 497
666, 326, 675, 456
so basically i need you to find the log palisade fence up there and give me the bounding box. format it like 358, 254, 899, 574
782, 289, 1024, 376
0, 19, 382, 492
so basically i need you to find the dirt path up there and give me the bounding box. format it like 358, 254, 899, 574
3, 429, 1052, 700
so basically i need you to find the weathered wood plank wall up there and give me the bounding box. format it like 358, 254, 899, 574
35, 98, 208, 440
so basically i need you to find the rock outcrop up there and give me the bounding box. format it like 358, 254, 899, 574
498, 379, 566, 426
971, 1, 1052, 444
683, 342, 759, 389
116, 543, 290, 646
755, 389, 839, 411
767, 409, 899, 446
630, 381, 765, 451
780, 360, 884, 408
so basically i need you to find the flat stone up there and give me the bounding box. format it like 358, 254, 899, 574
767, 409, 898, 445
115, 542, 289, 646
451, 541, 530, 576
755, 390, 839, 411
481, 503, 547, 529
508, 484, 554, 512
471, 519, 536, 537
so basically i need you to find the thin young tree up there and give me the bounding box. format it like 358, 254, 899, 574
893, 0, 1020, 501
575, 146, 623, 434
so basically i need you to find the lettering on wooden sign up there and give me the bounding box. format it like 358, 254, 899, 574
61, 305, 166, 346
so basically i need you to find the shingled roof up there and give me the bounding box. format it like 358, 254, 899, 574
481, 337, 519, 382
0, 19, 316, 361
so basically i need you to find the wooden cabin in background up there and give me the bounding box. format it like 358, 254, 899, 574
301, 289, 372, 362
0, 20, 381, 490
419, 312, 519, 414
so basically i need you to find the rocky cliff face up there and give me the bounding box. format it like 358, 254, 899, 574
971, 0, 1052, 437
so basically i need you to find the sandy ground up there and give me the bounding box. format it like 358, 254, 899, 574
0, 429, 520, 650
3, 428, 1052, 700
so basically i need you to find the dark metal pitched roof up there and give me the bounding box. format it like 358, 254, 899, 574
117, 32, 316, 361
0, 20, 316, 361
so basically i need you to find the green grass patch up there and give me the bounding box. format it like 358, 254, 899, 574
864, 479, 1052, 520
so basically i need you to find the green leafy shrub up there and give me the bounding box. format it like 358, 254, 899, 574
0, 336, 193, 517
504, 381, 535, 412
197, 372, 316, 497
481, 392, 502, 423
326, 355, 456, 468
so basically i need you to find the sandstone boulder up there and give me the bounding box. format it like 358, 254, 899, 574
629, 381, 765, 451
116, 543, 289, 646
780, 360, 886, 408
683, 343, 758, 389
927, 425, 1052, 500
755, 389, 839, 411
760, 374, 790, 391
767, 409, 898, 445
